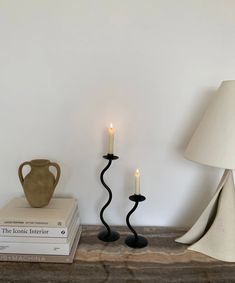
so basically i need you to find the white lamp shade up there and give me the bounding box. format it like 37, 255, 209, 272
185, 80, 235, 169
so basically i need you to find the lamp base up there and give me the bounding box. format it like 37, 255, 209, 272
125, 235, 148, 248
98, 230, 120, 242
176, 169, 235, 262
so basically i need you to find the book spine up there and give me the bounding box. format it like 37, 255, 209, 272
0, 227, 82, 263
0, 226, 69, 238
0, 200, 78, 228
0, 235, 68, 244
0, 218, 80, 243
0, 253, 73, 263
0, 221, 79, 255
0, 241, 71, 255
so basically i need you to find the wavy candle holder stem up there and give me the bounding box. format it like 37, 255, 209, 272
125, 194, 148, 248
126, 201, 139, 241
98, 154, 120, 242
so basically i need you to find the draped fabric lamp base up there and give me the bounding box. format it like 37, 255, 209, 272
176, 170, 235, 262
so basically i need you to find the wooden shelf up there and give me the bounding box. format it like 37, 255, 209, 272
0, 225, 233, 282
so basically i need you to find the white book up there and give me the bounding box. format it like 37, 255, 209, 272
0, 216, 80, 255
0, 227, 82, 263
0, 207, 79, 238
0, 197, 78, 227
0, 213, 80, 244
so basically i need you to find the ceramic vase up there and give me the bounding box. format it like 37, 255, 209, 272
18, 159, 61, 208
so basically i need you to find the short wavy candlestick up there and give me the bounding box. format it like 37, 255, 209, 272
125, 194, 148, 248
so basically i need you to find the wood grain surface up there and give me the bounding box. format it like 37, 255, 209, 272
0, 225, 234, 283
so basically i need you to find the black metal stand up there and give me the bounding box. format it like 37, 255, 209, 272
125, 194, 148, 248
98, 154, 120, 242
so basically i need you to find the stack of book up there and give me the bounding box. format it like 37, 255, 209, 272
0, 197, 81, 263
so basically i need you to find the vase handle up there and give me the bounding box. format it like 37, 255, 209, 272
49, 162, 61, 188
18, 161, 31, 186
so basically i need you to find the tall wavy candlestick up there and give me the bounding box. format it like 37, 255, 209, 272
98, 154, 120, 242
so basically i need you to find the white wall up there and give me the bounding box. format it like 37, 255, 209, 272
0, 0, 235, 227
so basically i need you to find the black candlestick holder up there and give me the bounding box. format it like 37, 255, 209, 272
98, 154, 120, 242
125, 194, 148, 248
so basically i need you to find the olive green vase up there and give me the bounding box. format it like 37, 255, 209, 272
18, 159, 61, 208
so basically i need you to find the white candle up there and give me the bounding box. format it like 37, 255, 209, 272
135, 169, 140, 195
108, 123, 115, 154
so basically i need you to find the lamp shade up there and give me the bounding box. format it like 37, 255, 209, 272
185, 80, 235, 169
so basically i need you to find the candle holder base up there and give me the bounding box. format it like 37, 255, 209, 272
125, 235, 148, 248
98, 230, 120, 242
